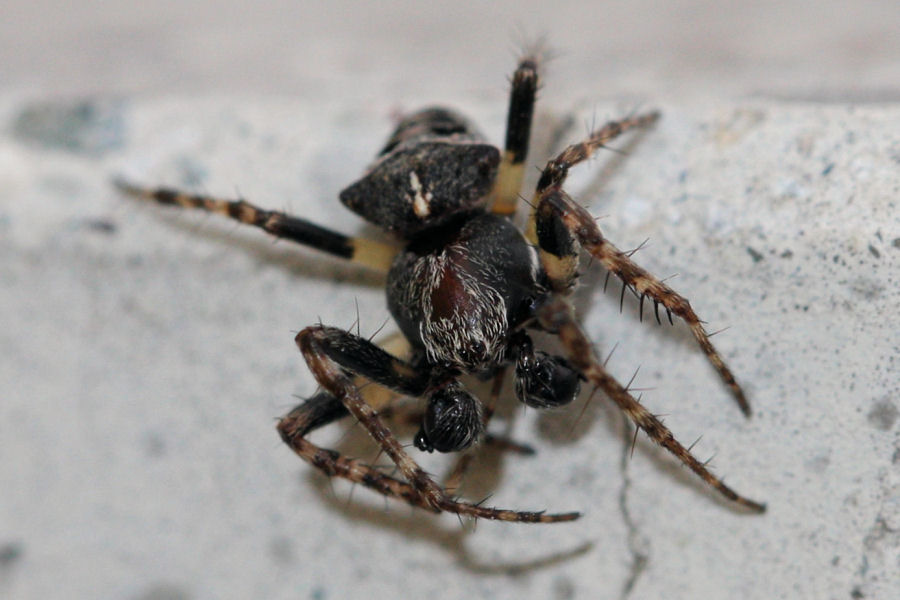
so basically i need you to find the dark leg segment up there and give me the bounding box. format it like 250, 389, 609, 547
490, 55, 541, 216
279, 325, 579, 522
537, 298, 765, 512
525, 111, 661, 290
115, 179, 399, 272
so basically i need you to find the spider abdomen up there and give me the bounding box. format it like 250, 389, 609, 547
339, 108, 500, 237
387, 213, 546, 372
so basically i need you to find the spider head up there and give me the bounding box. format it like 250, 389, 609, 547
414, 382, 484, 453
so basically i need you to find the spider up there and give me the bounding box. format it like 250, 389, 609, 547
116, 52, 766, 523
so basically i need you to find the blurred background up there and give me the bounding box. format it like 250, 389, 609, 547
4, 0, 900, 100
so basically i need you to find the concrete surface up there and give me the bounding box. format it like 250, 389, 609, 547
2, 2, 899, 599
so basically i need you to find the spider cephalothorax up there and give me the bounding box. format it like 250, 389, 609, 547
118, 52, 765, 522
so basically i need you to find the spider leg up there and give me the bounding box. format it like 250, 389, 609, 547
115, 179, 399, 272
277, 392, 440, 512
279, 325, 579, 523
490, 54, 540, 216
536, 297, 765, 512
533, 111, 662, 195
532, 187, 751, 416
525, 111, 661, 267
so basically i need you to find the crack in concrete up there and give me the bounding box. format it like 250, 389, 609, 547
618, 415, 651, 600
851, 469, 900, 597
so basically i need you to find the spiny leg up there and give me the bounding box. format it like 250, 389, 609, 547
278, 337, 426, 512
536, 298, 765, 512
490, 54, 541, 216
280, 411, 565, 523
277, 391, 438, 512
534, 111, 662, 194
350, 330, 415, 412
115, 179, 399, 272
533, 187, 751, 416
525, 111, 661, 253
281, 325, 579, 523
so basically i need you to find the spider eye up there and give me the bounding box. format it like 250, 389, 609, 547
515, 351, 582, 409
414, 384, 484, 453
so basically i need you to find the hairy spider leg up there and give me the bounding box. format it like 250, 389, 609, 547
350, 331, 414, 412
525, 113, 753, 416
115, 179, 399, 272
489, 55, 540, 216
278, 325, 580, 523
286, 333, 526, 496
536, 298, 765, 512
533, 186, 752, 417
525, 111, 661, 287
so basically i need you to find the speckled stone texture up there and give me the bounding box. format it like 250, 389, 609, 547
2, 2, 900, 599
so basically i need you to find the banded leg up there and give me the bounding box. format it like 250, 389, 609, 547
279, 325, 579, 523
525, 111, 661, 253
489, 55, 540, 216
537, 298, 765, 513
277, 392, 436, 511
534, 111, 662, 195
533, 187, 751, 416
115, 179, 399, 272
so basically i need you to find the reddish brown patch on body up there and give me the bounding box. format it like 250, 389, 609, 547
431, 264, 468, 321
